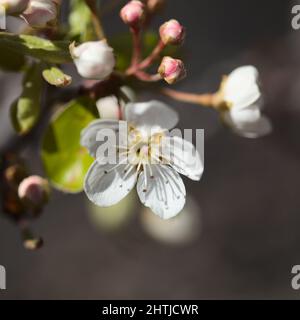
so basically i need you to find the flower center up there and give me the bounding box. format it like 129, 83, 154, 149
119, 126, 167, 169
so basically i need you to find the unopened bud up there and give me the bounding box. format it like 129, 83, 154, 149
147, 0, 165, 13
70, 40, 116, 80
0, 0, 29, 14
23, 237, 43, 250
21, 0, 57, 28
120, 0, 145, 28
18, 175, 50, 212
158, 56, 186, 84
159, 19, 185, 45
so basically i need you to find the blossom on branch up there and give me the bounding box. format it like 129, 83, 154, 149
218, 66, 272, 138
81, 101, 203, 219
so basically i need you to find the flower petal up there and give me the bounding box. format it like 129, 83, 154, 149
223, 106, 272, 138
84, 161, 137, 207
80, 119, 119, 157
96, 96, 121, 120
224, 65, 260, 109
125, 100, 178, 130
161, 136, 204, 181
137, 165, 186, 220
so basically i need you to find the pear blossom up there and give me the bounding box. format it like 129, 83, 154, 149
219, 66, 272, 138
0, 0, 29, 14
21, 0, 57, 27
70, 40, 116, 80
81, 101, 203, 219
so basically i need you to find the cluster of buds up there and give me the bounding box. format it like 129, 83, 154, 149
158, 19, 186, 84
0, 0, 58, 27
118, 1, 186, 85
1, 155, 51, 250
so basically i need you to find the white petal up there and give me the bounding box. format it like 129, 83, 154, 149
125, 100, 178, 130
84, 161, 137, 207
80, 119, 119, 157
224, 65, 261, 109
223, 107, 272, 138
230, 105, 261, 124
234, 116, 272, 138
161, 136, 204, 181
137, 165, 186, 220
96, 96, 121, 120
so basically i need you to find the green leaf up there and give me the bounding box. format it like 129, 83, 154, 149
111, 32, 181, 71
11, 63, 43, 135
42, 66, 72, 87
41, 97, 98, 193
0, 32, 72, 64
68, 0, 96, 42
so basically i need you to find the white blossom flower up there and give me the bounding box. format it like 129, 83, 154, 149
70, 41, 115, 80
21, 0, 57, 27
81, 100, 203, 219
220, 66, 272, 138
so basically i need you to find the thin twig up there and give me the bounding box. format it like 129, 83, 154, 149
161, 88, 217, 107
138, 40, 165, 70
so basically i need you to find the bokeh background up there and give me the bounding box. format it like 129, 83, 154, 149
1, 0, 300, 299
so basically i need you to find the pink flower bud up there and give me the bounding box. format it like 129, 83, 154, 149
70, 40, 116, 80
18, 175, 50, 211
159, 19, 185, 45
158, 56, 186, 84
120, 0, 145, 28
21, 0, 57, 28
0, 0, 29, 14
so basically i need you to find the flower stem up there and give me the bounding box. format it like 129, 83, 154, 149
138, 40, 165, 70
135, 71, 162, 82
161, 88, 218, 107
126, 39, 165, 76
130, 27, 142, 68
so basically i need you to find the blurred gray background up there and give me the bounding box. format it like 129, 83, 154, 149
1, 0, 300, 299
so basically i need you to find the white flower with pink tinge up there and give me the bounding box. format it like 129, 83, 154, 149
220, 66, 272, 138
70, 40, 116, 80
81, 101, 203, 219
